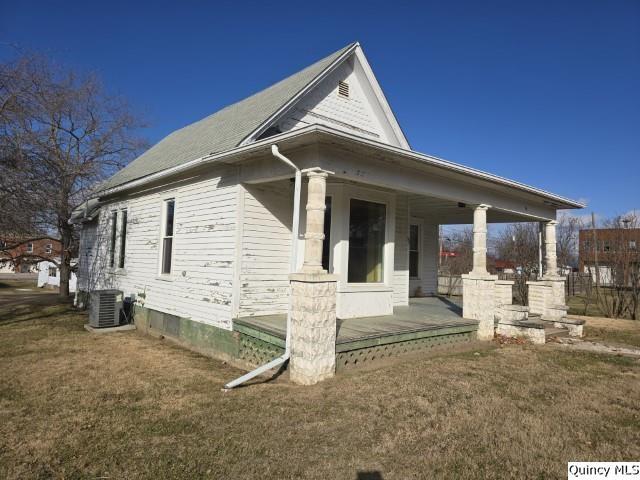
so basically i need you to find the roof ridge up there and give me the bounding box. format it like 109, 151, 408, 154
102, 42, 357, 190
169, 42, 357, 138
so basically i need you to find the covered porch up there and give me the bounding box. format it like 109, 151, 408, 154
234, 297, 478, 370
230, 127, 582, 384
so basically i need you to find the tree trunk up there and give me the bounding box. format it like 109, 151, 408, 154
59, 222, 73, 298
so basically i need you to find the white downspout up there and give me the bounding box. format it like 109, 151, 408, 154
223, 145, 301, 389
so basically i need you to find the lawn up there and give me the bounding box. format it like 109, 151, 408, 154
1, 291, 639, 479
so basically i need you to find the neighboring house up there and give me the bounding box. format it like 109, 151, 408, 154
37, 259, 78, 292
492, 258, 516, 274
0, 236, 62, 273
74, 42, 582, 384
579, 228, 640, 286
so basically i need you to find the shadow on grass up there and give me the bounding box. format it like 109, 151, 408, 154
357, 472, 383, 480
0, 299, 75, 326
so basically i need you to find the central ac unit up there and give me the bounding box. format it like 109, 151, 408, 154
89, 289, 123, 328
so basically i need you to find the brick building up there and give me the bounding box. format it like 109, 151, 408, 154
0, 236, 62, 273
578, 228, 640, 285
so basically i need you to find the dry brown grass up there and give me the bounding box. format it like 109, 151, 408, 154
578, 315, 640, 348
1, 294, 640, 479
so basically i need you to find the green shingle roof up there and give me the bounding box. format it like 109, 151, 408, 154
102, 43, 356, 190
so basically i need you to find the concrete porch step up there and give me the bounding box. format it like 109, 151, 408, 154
544, 326, 569, 338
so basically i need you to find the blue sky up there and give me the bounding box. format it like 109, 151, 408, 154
2, 0, 638, 219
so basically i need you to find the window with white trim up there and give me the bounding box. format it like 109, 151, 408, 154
161, 199, 175, 274
409, 224, 420, 278
321, 196, 332, 272
26, 242, 33, 253
118, 210, 128, 269
45, 243, 52, 254
109, 211, 118, 268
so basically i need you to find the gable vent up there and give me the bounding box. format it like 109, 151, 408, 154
338, 80, 349, 98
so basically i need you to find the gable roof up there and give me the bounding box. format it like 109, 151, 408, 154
102, 43, 358, 190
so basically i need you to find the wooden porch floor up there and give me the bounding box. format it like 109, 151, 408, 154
234, 297, 478, 351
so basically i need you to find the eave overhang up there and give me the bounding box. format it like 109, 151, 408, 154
96, 124, 584, 211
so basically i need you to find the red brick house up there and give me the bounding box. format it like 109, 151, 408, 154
0, 236, 62, 273
579, 228, 640, 285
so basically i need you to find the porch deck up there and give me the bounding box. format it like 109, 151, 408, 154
234, 297, 479, 369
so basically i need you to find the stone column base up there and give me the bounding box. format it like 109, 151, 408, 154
462, 274, 498, 340
289, 273, 338, 385
527, 277, 567, 319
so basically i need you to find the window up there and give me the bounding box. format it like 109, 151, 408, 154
603, 241, 611, 252
630, 240, 637, 250
409, 224, 420, 278
45, 244, 52, 254
118, 210, 128, 269
26, 243, 33, 253
48, 266, 57, 277
348, 199, 386, 283
109, 211, 118, 268
321, 197, 332, 272
161, 199, 175, 274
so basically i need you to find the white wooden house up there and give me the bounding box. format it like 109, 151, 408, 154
37, 259, 77, 292
74, 43, 583, 385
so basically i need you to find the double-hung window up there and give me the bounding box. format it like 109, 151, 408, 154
109, 211, 118, 268
118, 210, 128, 269
26, 243, 33, 253
45, 244, 52, 254
161, 199, 175, 274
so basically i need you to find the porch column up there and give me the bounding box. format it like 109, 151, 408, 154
544, 220, 558, 278
302, 171, 328, 273
462, 204, 497, 340
289, 169, 338, 385
471, 204, 490, 276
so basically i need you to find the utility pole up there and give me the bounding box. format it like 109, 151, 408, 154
592, 212, 600, 290
439, 225, 443, 268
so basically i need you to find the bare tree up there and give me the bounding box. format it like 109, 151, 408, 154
438, 227, 473, 296
493, 223, 540, 304
586, 214, 639, 320
0, 53, 145, 296
556, 213, 583, 271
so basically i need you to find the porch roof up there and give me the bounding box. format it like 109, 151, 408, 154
98, 125, 583, 222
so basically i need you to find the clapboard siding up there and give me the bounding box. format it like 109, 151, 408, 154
78, 167, 239, 330
238, 182, 293, 317
393, 194, 409, 305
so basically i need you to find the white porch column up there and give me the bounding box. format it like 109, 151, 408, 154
289, 169, 338, 385
544, 220, 558, 278
301, 171, 328, 273
471, 204, 490, 276
462, 204, 497, 340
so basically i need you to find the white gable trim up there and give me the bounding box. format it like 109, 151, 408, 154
240, 43, 410, 150
352, 46, 410, 149
239, 43, 359, 147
